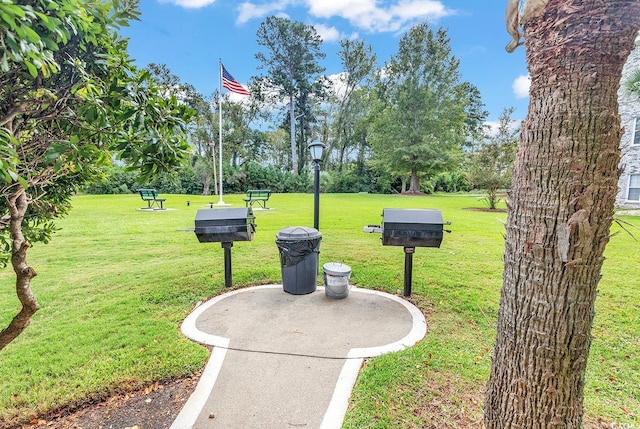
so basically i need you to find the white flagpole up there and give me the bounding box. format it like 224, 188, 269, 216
217, 60, 226, 205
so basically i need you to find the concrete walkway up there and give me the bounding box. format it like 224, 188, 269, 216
171, 284, 426, 429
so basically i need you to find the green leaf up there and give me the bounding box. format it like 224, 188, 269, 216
0, 53, 8, 72
45, 143, 69, 163
43, 36, 58, 51
7, 4, 25, 18
22, 25, 40, 43
0, 11, 16, 28
25, 60, 37, 77
35, 12, 56, 31
53, 26, 68, 44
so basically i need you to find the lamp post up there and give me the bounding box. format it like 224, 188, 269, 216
308, 141, 325, 230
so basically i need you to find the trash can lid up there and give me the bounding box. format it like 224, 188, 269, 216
276, 226, 322, 240
323, 262, 352, 276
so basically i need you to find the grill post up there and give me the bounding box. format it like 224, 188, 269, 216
222, 242, 233, 288
403, 246, 415, 297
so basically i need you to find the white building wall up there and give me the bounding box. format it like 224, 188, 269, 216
616, 35, 640, 209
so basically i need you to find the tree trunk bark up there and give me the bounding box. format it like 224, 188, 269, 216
408, 167, 420, 193
357, 140, 367, 166
338, 134, 348, 172
487, 186, 499, 210
289, 96, 298, 175
297, 118, 307, 175
203, 175, 211, 196
212, 143, 218, 196
485, 1, 640, 427
0, 188, 40, 351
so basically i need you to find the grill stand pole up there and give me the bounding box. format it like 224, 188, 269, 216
222, 242, 233, 288
403, 246, 415, 297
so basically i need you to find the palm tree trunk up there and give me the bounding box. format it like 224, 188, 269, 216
485, 1, 640, 427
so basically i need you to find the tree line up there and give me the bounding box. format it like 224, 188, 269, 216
89, 16, 518, 199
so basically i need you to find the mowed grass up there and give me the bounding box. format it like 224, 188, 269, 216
0, 193, 638, 427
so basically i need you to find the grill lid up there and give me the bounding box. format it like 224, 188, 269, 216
382, 208, 444, 225
195, 207, 254, 224
380, 208, 449, 248
193, 207, 255, 243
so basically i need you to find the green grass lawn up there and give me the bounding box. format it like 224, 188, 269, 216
0, 193, 638, 427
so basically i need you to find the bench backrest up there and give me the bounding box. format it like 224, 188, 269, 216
246, 189, 271, 197
138, 188, 159, 199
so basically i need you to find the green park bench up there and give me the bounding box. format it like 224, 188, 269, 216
244, 189, 271, 209
138, 188, 166, 210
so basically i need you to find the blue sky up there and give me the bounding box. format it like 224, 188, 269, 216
121, 0, 531, 124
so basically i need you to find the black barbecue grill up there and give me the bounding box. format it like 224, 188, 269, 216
194, 208, 255, 243
381, 208, 445, 248
365, 208, 450, 296
194, 208, 256, 287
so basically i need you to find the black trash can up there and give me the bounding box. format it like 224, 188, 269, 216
276, 226, 322, 295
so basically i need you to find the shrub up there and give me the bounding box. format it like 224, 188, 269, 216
83, 165, 137, 194
432, 170, 472, 193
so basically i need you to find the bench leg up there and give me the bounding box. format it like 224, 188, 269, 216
245, 199, 269, 209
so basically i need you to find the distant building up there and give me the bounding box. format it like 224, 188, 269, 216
616, 35, 640, 209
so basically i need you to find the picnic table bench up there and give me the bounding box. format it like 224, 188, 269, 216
138, 188, 166, 210
244, 189, 271, 209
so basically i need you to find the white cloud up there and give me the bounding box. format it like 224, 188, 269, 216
313, 23, 342, 42
162, 0, 217, 8
484, 121, 500, 137
484, 117, 521, 137
237, 0, 453, 33
513, 74, 531, 99
326, 72, 349, 98
237, 1, 293, 24
306, 0, 452, 32
306, 0, 381, 21
226, 92, 252, 105
388, 0, 450, 26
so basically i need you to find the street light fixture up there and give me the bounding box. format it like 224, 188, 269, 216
308, 141, 325, 230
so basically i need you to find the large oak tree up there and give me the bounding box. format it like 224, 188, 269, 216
370, 22, 480, 193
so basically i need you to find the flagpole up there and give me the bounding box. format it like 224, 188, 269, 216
215, 61, 248, 206
217, 59, 226, 205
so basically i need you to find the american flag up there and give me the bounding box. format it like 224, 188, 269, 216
221, 64, 250, 96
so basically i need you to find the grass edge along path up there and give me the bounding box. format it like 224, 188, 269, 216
0, 193, 638, 427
